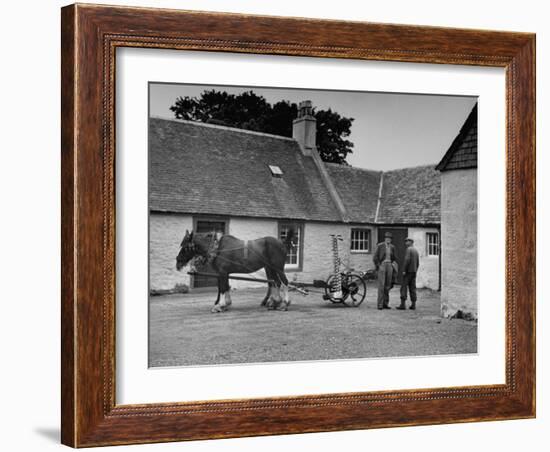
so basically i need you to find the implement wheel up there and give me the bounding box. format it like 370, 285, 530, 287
324, 273, 366, 307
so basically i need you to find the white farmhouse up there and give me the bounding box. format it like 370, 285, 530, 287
149, 101, 442, 295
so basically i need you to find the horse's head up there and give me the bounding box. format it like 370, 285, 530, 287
176, 230, 218, 271
176, 230, 197, 271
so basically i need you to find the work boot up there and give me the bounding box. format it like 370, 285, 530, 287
383, 305, 391, 309
396, 300, 406, 310
409, 302, 416, 310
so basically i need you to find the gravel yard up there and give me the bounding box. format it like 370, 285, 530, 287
149, 282, 477, 367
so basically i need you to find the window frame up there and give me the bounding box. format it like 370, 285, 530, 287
278, 222, 304, 271
426, 232, 440, 257
350, 228, 372, 254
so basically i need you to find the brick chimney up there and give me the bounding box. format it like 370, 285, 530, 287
292, 100, 316, 155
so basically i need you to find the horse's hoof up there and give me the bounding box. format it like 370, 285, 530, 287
211, 306, 223, 313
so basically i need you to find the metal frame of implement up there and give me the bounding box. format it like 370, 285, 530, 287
186, 271, 365, 302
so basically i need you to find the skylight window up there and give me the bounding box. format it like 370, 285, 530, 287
269, 165, 283, 177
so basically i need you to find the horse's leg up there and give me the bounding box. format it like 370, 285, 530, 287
224, 275, 232, 308
272, 243, 290, 310
261, 284, 272, 306
268, 285, 281, 310
211, 274, 230, 313
278, 270, 290, 310
268, 273, 283, 310
261, 268, 274, 307
214, 278, 221, 305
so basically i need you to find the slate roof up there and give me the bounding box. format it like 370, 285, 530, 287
150, 118, 441, 225
436, 104, 478, 171
377, 165, 441, 225
325, 164, 381, 223
149, 118, 342, 221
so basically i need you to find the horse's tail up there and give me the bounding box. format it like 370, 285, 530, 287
283, 228, 296, 252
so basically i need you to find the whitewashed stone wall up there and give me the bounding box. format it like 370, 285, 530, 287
149, 214, 441, 294
407, 226, 440, 290
149, 213, 377, 292
149, 213, 193, 292
440, 169, 478, 319
149, 214, 278, 292
293, 223, 376, 285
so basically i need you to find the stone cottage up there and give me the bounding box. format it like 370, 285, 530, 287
149, 101, 441, 294
436, 104, 478, 319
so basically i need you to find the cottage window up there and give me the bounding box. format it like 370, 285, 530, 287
350, 228, 371, 253
279, 223, 303, 270
426, 232, 440, 256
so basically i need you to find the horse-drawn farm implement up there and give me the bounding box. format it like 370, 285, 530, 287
185, 234, 373, 308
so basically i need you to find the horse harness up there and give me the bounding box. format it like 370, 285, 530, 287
243, 240, 254, 260
201, 237, 254, 267
208, 238, 251, 261
198, 235, 251, 262
198, 235, 288, 280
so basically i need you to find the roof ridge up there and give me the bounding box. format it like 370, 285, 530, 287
383, 163, 438, 173
324, 162, 382, 175
324, 162, 437, 174
150, 116, 297, 142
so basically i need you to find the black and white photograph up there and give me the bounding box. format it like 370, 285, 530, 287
148, 83, 479, 368
3, 0, 544, 450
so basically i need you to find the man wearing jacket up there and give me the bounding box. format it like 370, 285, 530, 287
398, 237, 420, 310
373, 232, 397, 310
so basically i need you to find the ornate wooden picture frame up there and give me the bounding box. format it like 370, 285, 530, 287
61, 3, 535, 447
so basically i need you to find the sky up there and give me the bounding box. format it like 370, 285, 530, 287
149, 83, 477, 171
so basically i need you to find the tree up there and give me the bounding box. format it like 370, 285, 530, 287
170, 90, 354, 164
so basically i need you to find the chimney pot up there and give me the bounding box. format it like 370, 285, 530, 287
293, 100, 316, 155
298, 100, 314, 118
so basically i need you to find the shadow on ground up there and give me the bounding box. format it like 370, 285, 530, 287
149, 282, 477, 367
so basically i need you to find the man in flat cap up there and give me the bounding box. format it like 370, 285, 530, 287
398, 237, 420, 310
373, 232, 396, 309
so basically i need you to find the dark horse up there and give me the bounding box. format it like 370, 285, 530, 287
176, 230, 295, 312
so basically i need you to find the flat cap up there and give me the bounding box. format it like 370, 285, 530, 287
384, 231, 393, 238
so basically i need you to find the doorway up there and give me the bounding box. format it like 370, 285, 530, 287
377, 227, 408, 285
192, 219, 227, 289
